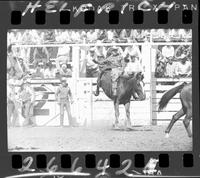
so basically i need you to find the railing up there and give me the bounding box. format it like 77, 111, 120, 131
151, 78, 192, 125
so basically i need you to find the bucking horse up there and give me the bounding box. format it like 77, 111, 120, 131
158, 82, 192, 138
94, 69, 146, 130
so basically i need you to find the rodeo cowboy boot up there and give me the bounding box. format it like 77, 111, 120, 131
94, 73, 102, 96
94, 85, 100, 96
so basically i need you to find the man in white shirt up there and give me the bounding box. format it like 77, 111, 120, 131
7, 79, 20, 127
56, 46, 71, 70
124, 55, 143, 76
161, 45, 175, 62
123, 45, 142, 62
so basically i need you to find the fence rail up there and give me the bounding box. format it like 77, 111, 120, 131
152, 78, 191, 125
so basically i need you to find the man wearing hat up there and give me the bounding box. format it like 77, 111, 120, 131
94, 46, 124, 96
20, 79, 35, 126
55, 78, 76, 127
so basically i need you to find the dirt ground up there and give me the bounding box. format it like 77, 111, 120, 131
8, 123, 192, 152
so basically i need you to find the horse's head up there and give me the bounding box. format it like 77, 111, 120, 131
132, 72, 146, 101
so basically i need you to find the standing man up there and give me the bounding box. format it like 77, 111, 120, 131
7, 79, 20, 127
161, 45, 175, 62
20, 79, 35, 126
55, 78, 77, 127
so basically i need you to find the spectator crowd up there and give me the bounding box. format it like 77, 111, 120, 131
155, 45, 192, 78
7, 29, 192, 128
7, 29, 192, 81
8, 29, 150, 45
152, 29, 192, 42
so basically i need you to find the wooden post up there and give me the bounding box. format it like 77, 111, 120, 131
72, 46, 80, 123
141, 43, 151, 125
150, 46, 157, 125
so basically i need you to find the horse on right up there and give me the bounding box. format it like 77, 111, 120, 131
158, 82, 192, 138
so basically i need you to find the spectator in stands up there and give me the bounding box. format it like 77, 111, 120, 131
175, 45, 189, 60
119, 29, 128, 42
17, 58, 30, 77
44, 30, 55, 43
123, 45, 142, 62
165, 59, 176, 78
175, 57, 192, 78
44, 62, 56, 78
96, 46, 106, 59
31, 65, 44, 78
97, 30, 107, 42
178, 29, 186, 41
87, 30, 98, 43
129, 29, 139, 42
33, 47, 50, 67
155, 60, 166, 78
56, 46, 71, 69
86, 47, 99, 77
161, 45, 175, 63
58, 63, 72, 78
154, 29, 165, 41
185, 29, 192, 42
105, 30, 117, 42
124, 54, 143, 76
80, 30, 87, 43
71, 30, 81, 43
21, 31, 34, 44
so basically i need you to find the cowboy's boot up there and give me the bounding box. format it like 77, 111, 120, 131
94, 85, 100, 96
94, 77, 101, 96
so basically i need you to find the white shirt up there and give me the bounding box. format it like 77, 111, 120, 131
44, 68, 56, 78
177, 61, 191, 75
123, 46, 142, 60
162, 46, 175, 58
124, 60, 143, 75
57, 46, 70, 57
107, 30, 114, 40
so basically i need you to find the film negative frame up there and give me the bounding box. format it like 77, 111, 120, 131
0, 0, 199, 177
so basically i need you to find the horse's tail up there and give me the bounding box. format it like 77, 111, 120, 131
158, 82, 187, 112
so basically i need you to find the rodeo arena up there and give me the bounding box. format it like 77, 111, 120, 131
7, 29, 192, 151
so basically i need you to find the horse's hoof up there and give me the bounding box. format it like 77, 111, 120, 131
165, 133, 170, 138
93, 92, 99, 96
126, 125, 134, 130
112, 124, 120, 130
